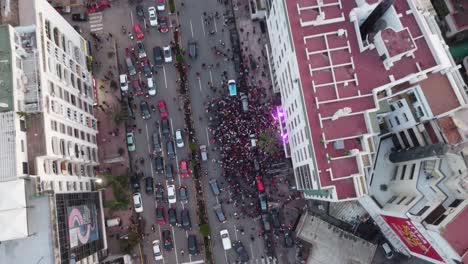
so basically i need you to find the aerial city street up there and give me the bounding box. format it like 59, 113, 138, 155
0, 0, 467, 264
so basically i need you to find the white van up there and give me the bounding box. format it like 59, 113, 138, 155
250, 134, 256, 148
147, 77, 156, 96
120, 74, 128, 92
106, 217, 121, 227
220, 229, 232, 250
200, 145, 208, 161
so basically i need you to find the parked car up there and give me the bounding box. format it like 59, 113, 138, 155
145, 177, 154, 194
166, 141, 175, 159
131, 176, 140, 191
155, 183, 164, 201
133, 192, 143, 213
148, 6, 158, 26
137, 41, 147, 59
261, 213, 271, 232
258, 192, 268, 212
200, 145, 208, 161
228, 79, 237, 96
179, 186, 188, 203
188, 235, 199, 255
141, 59, 152, 77
209, 179, 220, 196
127, 132, 136, 152
153, 46, 164, 67
158, 100, 168, 118
168, 208, 177, 226
165, 164, 174, 181
284, 229, 294, 248
220, 229, 232, 250
214, 204, 226, 223
167, 184, 176, 204
179, 160, 189, 178
270, 208, 281, 228
152, 132, 162, 153
188, 40, 197, 58
152, 240, 164, 260
161, 118, 170, 137
132, 79, 144, 95
162, 230, 173, 251
133, 23, 144, 39
255, 176, 265, 192
140, 101, 151, 120
156, 0, 165, 11
381, 242, 394, 259
126, 57, 136, 76
163, 45, 172, 63
175, 129, 184, 148
72, 13, 88, 21
119, 74, 128, 92
181, 209, 192, 230
158, 16, 169, 33
147, 77, 157, 96
156, 206, 166, 225
240, 92, 248, 112
154, 157, 164, 174
233, 241, 249, 262
135, 5, 145, 20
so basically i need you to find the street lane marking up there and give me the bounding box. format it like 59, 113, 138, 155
250, 243, 255, 262
200, 15, 206, 36
224, 250, 228, 264
214, 18, 218, 33
181, 260, 204, 264
163, 66, 168, 89
215, 196, 219, 204
171, 226, 179, 264
234, 224, 238, 240
190, 20, 194, 38
145, 123, 150, 153
209, 70, 213, 84
205, 128, 210, 146
198, 78, 202, 91
130, 11, 134, 26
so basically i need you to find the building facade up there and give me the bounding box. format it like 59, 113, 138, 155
0, 0, 106, 263
266, 0, 468, 263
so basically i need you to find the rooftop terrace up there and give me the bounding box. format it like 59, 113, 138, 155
286, 0, 439, 199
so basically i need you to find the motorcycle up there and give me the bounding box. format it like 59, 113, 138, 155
121, 26, 126, 34
128, 32, 134, 40
151, 105, 156, 112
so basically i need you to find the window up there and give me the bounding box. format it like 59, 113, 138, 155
409, 164, 416, 180
387, 195, 398, 204
394, 116, 400, 125
400, 165, 407, 180
51, 120, 57, 131
405, 196, 416, 206
21, 140, 24, 152
74, 129, 79, 138
22, 162, 28, 174
403, 113, 409, 122
397, 196, 407, 205
397, 101, 404, 108
60, 123, 66, 133
388, 119, 393, 128
20, 120, 26, 131
70, 94, 76, 106
390, 104, 395, 111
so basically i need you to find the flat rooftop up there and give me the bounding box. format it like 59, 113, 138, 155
447, 0, 468, 30
296, 213, 376, 264
285, 0, 438, 199
442, 206, 468, 263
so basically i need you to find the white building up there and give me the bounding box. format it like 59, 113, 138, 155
0, 0, 106, 263
266, 0, 468, 263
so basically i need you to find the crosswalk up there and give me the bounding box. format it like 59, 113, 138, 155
89, 12, 103, 32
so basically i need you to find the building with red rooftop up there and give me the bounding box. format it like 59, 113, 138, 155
266, 0, 468, 263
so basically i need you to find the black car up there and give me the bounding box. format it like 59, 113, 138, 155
152, 132, 162, 153
155, 184, 164, 201
168, 208, 177, 226
284, 229, 294, 248
140, 101, 151, 120
131, 177, 140, 191
261, 213, 271, 232
153, 46, 164, 67
161, 118, 170, 137
145, 177, 154, 194
179, 186, 188, 203
72, 13, 88, 21
233, 241, 249, 262
271, 208, 281, 228
154, 157, 164, 174
214, 204, 226, 223
141, 59, 152, 77
166, 141, 175, 158
258, 193, 268, 212
188, 235, 199, 255
165, 164, 174, 181
181, 209, 192, 230
208, 179, 220, 196
162, 230, 173, 251
135, 5, 145, 20
188, 40, 197, 58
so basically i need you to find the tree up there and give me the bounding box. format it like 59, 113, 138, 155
110, 80, 118, 91
110, 105, 128, 125
119, 231, 140, 254
258, 128, 281, 155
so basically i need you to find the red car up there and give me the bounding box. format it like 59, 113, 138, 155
133, 23, 145, 39
158, 16, 169, 33
255, 176, 265, 192
156, 206, 166, 225
158, 100, 168, 118
180, 160, 190, 178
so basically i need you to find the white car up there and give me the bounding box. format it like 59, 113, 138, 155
163, 45, 172, 63
152, 240, 163, 260
133, 193, 143, 213
175, 129, 184, 148
127, 132, 136, 152
148, 7, 158, 27
120, 74, 128, 92
156, 0, 165, 11
167, 184, 176, 204
220, 229, 232, 250
147, 77, 157, 96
